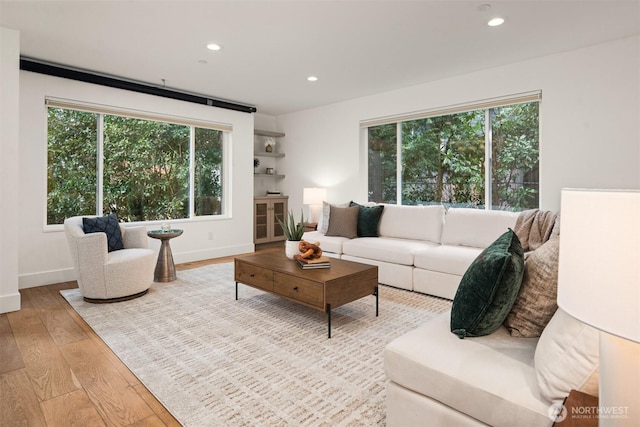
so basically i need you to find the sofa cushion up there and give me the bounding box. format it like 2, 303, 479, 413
442, 208, 518, 248
450, 229, 525, 338
342, 237, 436, 266
325, 204, 359, 239
350, 202, 384, 237
302, 231, 348, 255
534, 308, 599, 402
384, 312, 550, 427
83, 213, 124, 252
504, 237, 560, 338
378, 204, 445, 243
413, 245, 483, 276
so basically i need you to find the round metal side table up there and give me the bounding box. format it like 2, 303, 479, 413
147, 229, 183, 282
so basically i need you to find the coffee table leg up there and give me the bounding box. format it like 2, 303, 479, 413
235, 282, 238, 300
375, 286, 379, 317
327, 304, 331, 339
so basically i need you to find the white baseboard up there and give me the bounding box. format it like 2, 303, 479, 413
19, 267, 76, 289
18, 243, 256, 289
172, 243, 255, 264
0, 292, 22, 313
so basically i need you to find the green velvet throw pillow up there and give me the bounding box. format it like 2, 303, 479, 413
450, 228, 525, 339
350, 202, 384, 237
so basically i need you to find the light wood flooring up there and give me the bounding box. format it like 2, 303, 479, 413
1, 247, 279, 427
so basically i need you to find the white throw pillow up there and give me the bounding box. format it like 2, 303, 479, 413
319, 201, 349, 234
534, 308, 600, 402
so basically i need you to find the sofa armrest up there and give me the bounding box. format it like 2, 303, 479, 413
122, 226, 149, 249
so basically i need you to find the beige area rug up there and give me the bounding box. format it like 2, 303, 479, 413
61, 262, 451, 426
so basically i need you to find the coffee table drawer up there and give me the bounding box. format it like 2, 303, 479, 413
235, 262, 274, 292
274, 273, 324, 309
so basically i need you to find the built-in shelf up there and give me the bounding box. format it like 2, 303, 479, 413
254, 152, 285, 158
254, 129, 285, 138
254, 173, 285, 179
254, 129, 286, 196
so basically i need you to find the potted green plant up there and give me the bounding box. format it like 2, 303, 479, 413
277, 209, 306, 259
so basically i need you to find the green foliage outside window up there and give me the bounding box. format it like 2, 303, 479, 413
47, 107, 224, 225
194, 127, 223, 216
103, 115, 190, 222
47, 108, 98, 225
368, 101, 539, 211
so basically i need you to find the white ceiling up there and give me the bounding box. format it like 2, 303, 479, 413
2, 0, 639, 116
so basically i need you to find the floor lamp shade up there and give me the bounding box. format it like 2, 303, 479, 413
558, 189, 640, 427
557, 189, 640, 343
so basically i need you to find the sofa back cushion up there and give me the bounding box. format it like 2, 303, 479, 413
442, 208, 518, 248
534, 308, 599, 402
378, 204, 445, 243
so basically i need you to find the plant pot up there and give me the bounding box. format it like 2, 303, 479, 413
285, 240, 299, 260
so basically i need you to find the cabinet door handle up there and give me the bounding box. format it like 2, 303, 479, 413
293, 286, 298, 291
250, 274, 255, 277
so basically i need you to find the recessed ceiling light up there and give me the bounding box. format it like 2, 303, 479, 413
207, 43, 222, 51
307, 76, 318, 82
488, 17, 504, 27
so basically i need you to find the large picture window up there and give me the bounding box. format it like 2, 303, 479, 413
366, 95, 540, 211
47, 104, 227, 225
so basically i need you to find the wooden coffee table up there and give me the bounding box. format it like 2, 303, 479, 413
234, 252, 379, 338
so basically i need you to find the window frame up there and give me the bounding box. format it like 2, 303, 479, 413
44, 98, 232, 229
363, 92, 541, 210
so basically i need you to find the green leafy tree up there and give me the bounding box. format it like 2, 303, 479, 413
194, 127, 223, 215
368, 124, 397, 203
103, 116, 190, 221
401, 111, 485, 206
47, 108, 225, 224
368, 102, 539, 211
491, 103, 539, 210
47, 108, 98, 224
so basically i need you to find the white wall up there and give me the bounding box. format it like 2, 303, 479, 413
9, 35, 640, 290
276, 36, 640, 215
18, 71, 256, 288
0, 27, 21, 312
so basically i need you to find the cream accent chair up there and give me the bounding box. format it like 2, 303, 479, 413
64, 215, 155, 302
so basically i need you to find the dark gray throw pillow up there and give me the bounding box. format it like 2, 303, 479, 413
450, 228, 525, 339
350, 202, 384, 237
83, 213, 124, 252
325, 205, 360, 239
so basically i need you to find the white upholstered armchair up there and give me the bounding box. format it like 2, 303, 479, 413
64, 215, 155, 302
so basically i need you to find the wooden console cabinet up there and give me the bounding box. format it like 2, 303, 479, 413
254, 196, 288, 243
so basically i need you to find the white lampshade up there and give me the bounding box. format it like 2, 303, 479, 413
557, 189, 640, 343
303, 187, 327, 224
303, 187, 327, 205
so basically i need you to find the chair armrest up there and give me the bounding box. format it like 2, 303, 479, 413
74, 232, 109, 267
122, 226, 149, 249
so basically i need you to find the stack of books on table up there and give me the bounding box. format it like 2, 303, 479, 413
296, 256, 331, 269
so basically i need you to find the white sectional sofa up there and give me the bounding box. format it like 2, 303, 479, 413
303, 203, 518, 299
304, 202, 600, 426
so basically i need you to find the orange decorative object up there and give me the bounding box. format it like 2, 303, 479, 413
293, 240, 323, 260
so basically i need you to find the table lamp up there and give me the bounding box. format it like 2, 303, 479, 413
303, 187, 327, 224
557, 189, 639, 426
